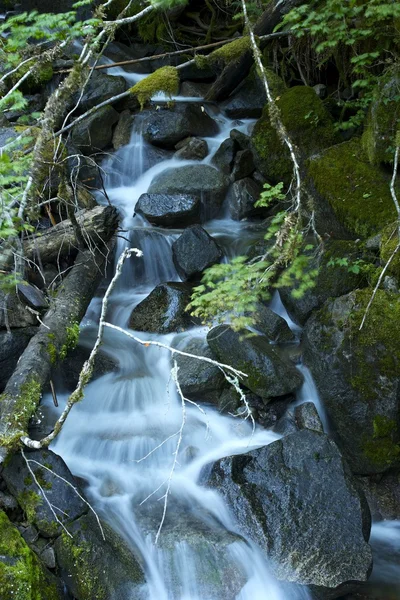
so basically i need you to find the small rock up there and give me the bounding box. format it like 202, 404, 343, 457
40, 547, 56, 570
0, 490, 18, 511
211, 138, 236, 175
230, 128, 251, 150
313, 83, 327, 98
174, 137, 208, 160
21, 524, 39, 545
128, 282, 193, 333
0, 327, 38, 392
294, 401, 324, 433
136, 193, 200, 228
17, 283, 48, 310
112, 109, 134, 150
231, 149, 255, 181
71, 105, 119, 155
0, 291, 37, 329
228, 178, 262, 221
179, 81, 212, 98
250, 303, 295, 342
172, 225, 222, 280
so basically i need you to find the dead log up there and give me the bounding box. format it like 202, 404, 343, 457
205, 0, 303, 102
0, 209, 118, 461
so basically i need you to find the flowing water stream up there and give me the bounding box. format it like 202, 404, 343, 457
38, 70, 400, 598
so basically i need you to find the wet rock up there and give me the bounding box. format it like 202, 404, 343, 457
209, 429, 373, 599
250, 303, 295, 342
71, 71, 126, 113
228, 177, 262, 221
136, 193, 200, 228
0, 327, 37, 392
0, 510, 63, 600
17, 283, 48, 310
230, 128, 251, 150
128, 282, 193, 333
179, 81, 212, 98
211, 138, 236, 175
294, 402, 324, 433
58, 344, 118, 390
113, 109, 135, 150
71, 105, 119, 155
148, 164, 229, 220
231, 149, 255, 181
357, 473, 400, 521
54, 512, 145, 600
0, 291, 37, 328
222, 70, 285, 119
174, 137, 208, 160
174, 337, 225, 403
2, 449, 88, 537
172, 225, 222, 280
0, 490, 18, 511
280, 240, 367, 326
303, 289, 400, 474
207, 325, 303, 400
141, 103, 218, 148
40, 546, 56, 570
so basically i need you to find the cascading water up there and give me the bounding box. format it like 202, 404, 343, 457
37, 70, 400, 598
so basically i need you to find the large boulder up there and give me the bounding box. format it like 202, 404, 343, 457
251, 86, 340, 185
209, 430, 373, 599
207, 325, 303, 400
172, 225, 222, 280
136, 193, 200, 228
140, 104, 219, 148
128, 283, 192, 333
174, 337, 225, 403
148, 165, 229, 220
308, 138, 397, 239
71, 71, 127, 114
71, 105, 119, 155
211, 138, 236, 175
0, 510, 63, 600
2, 449, 88, 537
0, 327, 37, 392
55, 512, 145, 600
303, 289, 400, 474
221, 69, 286, 119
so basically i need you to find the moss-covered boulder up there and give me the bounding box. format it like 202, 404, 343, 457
380, 222, 400, 280
54, 513, 145, 600
304, 289, 400, 474
308, 138, 398, 239
280, 240, 370, 326
362, 71, 400, 165
251, 86, 340, 184
0, 510, 63, 600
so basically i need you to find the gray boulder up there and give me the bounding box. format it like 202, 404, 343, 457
211, 138, 236, 175
71, 71, 126, 113
148, 165, 229, 220
2, 449, 88, 537
172, 225, 222, 280
0, 291, 37, 328
209, 430, 372, 599
0, 327, 37, 392
207, 325, 303, 400
55, 512, 145, 600
174, 337, 225, 403
136, 193, 200, 228
174, 137, 208, 160
140, 104, 218, 148
228, 178, 262, 221
230, 129, 251, 150
71, 105, 119, 154
231, 149, 255, 181
303, 289, 400, 474
128, 283, 193, 334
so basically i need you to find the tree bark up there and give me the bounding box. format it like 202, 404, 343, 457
0, 214, 118, 461
205, 0, 303, 102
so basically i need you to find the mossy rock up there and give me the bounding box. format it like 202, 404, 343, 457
380, 222, 400, 280
362, 70, 400, 165
54, 513, 145, 600
304, 289, 400, 474
0, 510, 62, 600
250, 85, 340, 184
308, 138, 398, 239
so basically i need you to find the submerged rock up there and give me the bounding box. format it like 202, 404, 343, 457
209, 429, 372, 599
172, 225, 222, 280
207, 325, 303, 400
174, 337, 225, 403
0, 510, 63, 600
304, 289, 400, 474
148, 165, 229, 220
136, 193, 200, 227
140, 103, 218, 148
128, 283, 193, 333
55, 512, 145, 600
2, 449, 88, 537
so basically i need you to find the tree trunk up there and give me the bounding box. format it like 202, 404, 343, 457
205, 0, 303, 102
0, 214, 118, 461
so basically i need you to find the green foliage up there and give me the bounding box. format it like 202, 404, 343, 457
327, 256, 370, 275
129, 66, 180, 109
255, 182, 286, 208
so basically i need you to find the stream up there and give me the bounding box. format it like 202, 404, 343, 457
39, 66, 400, 599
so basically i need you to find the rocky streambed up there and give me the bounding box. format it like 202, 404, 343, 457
1, 37, 400, 600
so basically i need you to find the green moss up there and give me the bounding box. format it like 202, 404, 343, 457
47, 342, 57, 365
60, 534, 105, 600
362, 416, 400, 468
251, 86, 340, 184
129, 66, 180, 110
17, 490, 42, 523
196, 36, 251, 70
380, 222, 400, 279
308, 138, 397, 238
59, 322, 80, 361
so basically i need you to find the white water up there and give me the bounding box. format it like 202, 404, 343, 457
37, 71, 400, 598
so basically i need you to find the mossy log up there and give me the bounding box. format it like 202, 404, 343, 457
205, 0, 304, 102
0, 210, 118, 461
